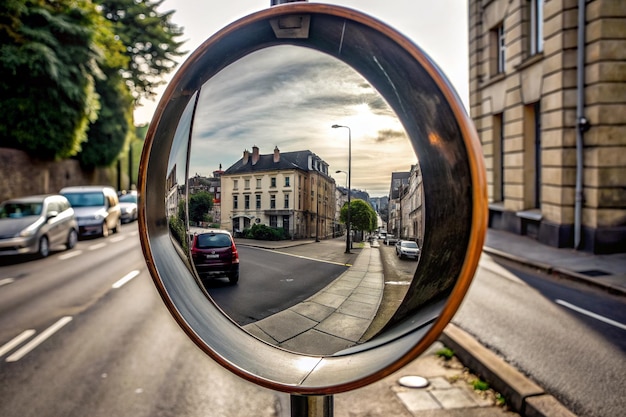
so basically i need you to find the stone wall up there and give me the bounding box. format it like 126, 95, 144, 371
0, 148, 116, 202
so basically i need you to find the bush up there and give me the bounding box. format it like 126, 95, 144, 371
243, 224, 290, 241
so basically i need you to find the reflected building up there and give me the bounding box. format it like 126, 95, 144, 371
388, 165, 423, 244
220, 146, 336, 239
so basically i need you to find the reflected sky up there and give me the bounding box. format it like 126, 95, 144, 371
189, 45, 416, 196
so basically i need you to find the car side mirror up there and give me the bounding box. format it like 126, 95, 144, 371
138, 2, 486, 401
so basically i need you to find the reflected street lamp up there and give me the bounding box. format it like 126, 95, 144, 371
332, 124, 351, 254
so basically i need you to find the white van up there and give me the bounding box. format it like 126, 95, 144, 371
60, 186, 121, 237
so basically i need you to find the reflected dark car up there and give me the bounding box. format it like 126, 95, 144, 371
118, 191, 138, 223
395, 240, 420, 259
191, 230, 240, 284
0, 194, 78, 258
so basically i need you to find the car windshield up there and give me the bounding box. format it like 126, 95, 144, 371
119, 194, 137, 203
402, 241, 418, 248
195, 233, 232, 249
0, 202, 43, 218
64, 192, 105, 207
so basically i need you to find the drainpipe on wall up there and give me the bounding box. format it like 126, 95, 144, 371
575, 0, 590, 249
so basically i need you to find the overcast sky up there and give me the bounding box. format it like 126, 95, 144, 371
150, 0, 469, 197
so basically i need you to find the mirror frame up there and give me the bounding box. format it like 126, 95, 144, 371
138, 3, 487, 395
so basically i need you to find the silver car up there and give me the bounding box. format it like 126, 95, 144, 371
0, 194, 78, 258
395, 240, 420, 259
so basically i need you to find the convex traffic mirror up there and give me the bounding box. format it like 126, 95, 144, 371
139, 3, 487, 394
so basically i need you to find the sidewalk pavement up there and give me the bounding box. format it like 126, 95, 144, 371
235, 230, 625, 417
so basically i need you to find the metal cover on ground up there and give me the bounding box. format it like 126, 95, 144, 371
398, 375, 429, 388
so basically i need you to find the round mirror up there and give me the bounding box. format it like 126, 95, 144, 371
139, 3, 487, 394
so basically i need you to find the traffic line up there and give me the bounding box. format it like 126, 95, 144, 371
112, 270, 140, 289
255, 247, 352, 267
59, 250, 82, 260
0, 278, 15, 287
0, 330, 36, 358
110, 236, 125, 243
555, 299, 626, 330
89, 243, 107, 251
5, 316, 73, 362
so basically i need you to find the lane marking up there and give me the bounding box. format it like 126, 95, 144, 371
6, 316, 73, 362
555, 299, 626, 331
112, 270, 140, 289
110, 236, 125, 243
59, 251, 82, 260
0, 330, 36, 358
252, 247, 352, 267
0, 278, 15, 287
385, 281, 411, 286
89, 243, 107, 251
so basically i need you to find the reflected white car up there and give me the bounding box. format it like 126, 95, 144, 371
395, 240, 420, 259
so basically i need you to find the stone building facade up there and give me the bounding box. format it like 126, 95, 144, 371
469, 0, 626, 253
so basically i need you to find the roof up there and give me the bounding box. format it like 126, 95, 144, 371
224, 150, 327, 176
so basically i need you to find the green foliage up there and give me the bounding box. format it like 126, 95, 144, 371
188, 191, 213, 224
243, 224, 289, 241
471, 378, 490, 391
95, 0, 186, 103
340, 198, 377, 233
0, 0, 104, 160
436, 347, 455, 360
168, 214, 187, 253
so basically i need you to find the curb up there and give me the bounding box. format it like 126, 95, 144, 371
440, 323, 577, 417
482, 247, 626, 297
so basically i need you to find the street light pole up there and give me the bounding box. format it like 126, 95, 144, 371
332, 124, 351, 254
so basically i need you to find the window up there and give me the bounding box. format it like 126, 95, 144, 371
256, 194, 261, 209
244, 179, 250, 189
493, 113, 504, 202
270, 195, 276, 209
270, 215, 277, 228
490, 23, 506, 75
233, 195, 238, 209
282, 215, 290, 231
284, 176, 290, 187
271, 177, 276, 187
233, 179, 238, 190
244, 195, 250, 210
256, 178, 262, 189
284, 194, 289, 209
529, 0, 544, 55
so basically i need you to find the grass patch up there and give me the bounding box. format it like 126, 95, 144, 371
471, 378, 490, 391
435, 347, 455, 360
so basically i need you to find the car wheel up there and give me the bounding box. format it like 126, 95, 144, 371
39, 236, 50, 258
66, 229, 78, 249
229, 271, 239, 285
102, 222, 109, 237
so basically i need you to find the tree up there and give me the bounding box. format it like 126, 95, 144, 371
95, 0, 186, 103
188, 191, 214, 224
0, 0, 108, 160
340, 198, 377, 234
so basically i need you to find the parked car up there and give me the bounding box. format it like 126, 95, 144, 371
384, 234, 398, 245
118, 191, 138, 223
395, 240, 420, 259
60, 186, 121, 237
0, 194, 78, 258
190, 229, 240, 284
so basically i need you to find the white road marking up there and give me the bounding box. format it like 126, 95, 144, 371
385, 281, 411, 286
110, 236, 125, 243
555, 299, 626, 330
59, 251, 82, 260
88, 243, 107, 251
254, 247, 352, 267
0, 330, 35, 358
0, 278, 15, 287
112, 270, 140, 289
5, 316, 73, 362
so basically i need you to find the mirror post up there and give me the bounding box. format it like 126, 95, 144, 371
290, 394, 333, 417
332, 124, 351, 253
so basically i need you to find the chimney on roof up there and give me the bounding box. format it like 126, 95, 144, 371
252, 145, 260, 165
242, 149, 250, 165
273, 146, 280, 163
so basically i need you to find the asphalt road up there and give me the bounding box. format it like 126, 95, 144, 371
453, 253, 626, 417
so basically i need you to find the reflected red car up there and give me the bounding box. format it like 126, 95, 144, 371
190, 230, 239, 284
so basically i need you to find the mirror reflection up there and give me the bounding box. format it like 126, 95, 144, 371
169, 46, 427, 355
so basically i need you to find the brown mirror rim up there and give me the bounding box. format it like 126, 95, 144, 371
138, 3, 487, 394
